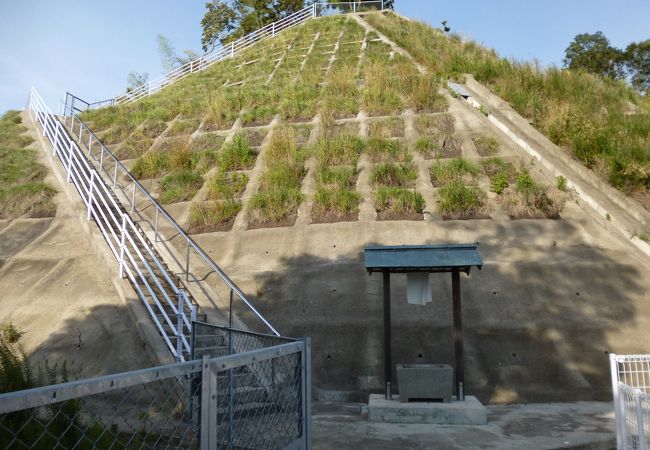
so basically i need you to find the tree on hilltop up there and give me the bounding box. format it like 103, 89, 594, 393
563, 31, 626, 80
625, 39, 650, 94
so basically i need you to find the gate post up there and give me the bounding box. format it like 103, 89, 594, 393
200, 355, 218, 450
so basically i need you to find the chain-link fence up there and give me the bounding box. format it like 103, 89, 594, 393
0, 336, 311, 449
611, 354, 650, 449
192, 321, 296, 360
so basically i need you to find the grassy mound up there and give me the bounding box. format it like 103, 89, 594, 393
365, 12, 650, 203
0, 111, 56, 219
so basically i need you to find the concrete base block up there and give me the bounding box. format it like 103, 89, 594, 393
368, 394, 487, 425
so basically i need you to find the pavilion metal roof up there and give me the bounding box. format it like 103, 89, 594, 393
364, 244, 483, 274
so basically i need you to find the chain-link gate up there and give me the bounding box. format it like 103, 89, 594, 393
0, 334, 311, 449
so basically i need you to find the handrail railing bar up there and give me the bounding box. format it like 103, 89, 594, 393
69, 115, 279, 336
121, 244, 178, 336
123, 229, 179, 318
89, 195, 121, 255
124, 214, 182, 299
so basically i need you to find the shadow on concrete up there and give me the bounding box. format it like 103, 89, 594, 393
24, 303, 157, 382
232, 218, 646, 403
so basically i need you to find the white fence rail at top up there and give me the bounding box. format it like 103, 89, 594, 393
28, 87, 195, 361
106, 1, 386, 106
611, 354, 650, 449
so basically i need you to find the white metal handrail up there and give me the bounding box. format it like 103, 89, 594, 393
28, 87, 195, 362
611, 354, 650, 449
108, 1, 385, 105
66, 113, 281, 337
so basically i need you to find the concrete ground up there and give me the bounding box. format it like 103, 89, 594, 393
313, 401, 616, 449
0, 114, 155, 378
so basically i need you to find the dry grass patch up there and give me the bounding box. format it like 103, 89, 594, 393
368, 118, 405, 139
366, 137, 410, 162
0, 111, 56, 219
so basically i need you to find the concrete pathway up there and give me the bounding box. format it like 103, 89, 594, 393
313, 401, 615, 449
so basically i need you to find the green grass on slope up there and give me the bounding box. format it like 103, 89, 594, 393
365, 12, 650, 201
0, 111, 56, 219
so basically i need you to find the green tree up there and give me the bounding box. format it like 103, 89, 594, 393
625, 39, 650, 93
200, 0, 306, 52
563, 31, 625, 79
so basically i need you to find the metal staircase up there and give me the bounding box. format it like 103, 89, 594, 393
29, 88, 206, 362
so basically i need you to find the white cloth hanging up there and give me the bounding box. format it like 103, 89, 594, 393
406, 272, 432, 305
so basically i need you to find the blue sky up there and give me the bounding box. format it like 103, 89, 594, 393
1, 1, 648, 115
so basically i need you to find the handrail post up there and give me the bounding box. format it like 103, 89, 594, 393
87, 132, 93, 156
154, 208, 160, 242
113, 163, 118, 189
231, 41, 234, 57
272, 21, 275, 37
66, 141, 73, 182
131, 182, 136, 212
176, 290, 184, 362
99, 145, 105, 169
118, 214, 127, 278
611, 354, 623, 450
229, 289, 233, 328
312, 2, 316, 17
86, 171, 94, 220
52, 124, 60, 156
185, 241, 191, 281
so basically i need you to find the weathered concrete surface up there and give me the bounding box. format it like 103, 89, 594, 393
314, 401, 616, 449
368, 394, 487, 425
192, 201, 650, 403
0, 115, 155, 378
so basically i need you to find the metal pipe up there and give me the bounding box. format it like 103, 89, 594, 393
176, 291, 184, 362
154, 208, 160, 243
185, 241, 191, 282
452, 268, 464, 400
637, 392, 646, 450
118, 214, 127, 278
86, 171, 94, 220
131, 182, 136, 212
383, 271, 391, 400
229, 289, 233, 328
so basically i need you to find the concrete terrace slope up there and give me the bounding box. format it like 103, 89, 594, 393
0, 113, 155, 377
461, 75, 650, 258
62, 12, 650, 404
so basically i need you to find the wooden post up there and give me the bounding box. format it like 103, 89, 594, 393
383, 271, 392, 400
452, 268, 464, 399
